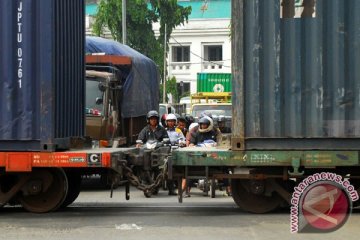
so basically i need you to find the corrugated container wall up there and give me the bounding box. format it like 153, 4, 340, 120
197, 73, 232, 92
0, 0, 85, 151
232, 0, 360, 150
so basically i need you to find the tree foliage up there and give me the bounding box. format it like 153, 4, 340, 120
148, 0, 192, 48
93, 0, 191, 75
160, 76, 178, 103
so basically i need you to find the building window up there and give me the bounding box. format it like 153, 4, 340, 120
281, 0, 316, 18
172, 46, 190, 62
177, 81, 190, 96
204, 45, 223, 61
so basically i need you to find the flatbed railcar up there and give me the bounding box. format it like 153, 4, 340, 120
1, 0, 360, 214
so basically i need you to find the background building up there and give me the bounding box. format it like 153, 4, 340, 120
155, 0, 231, 95
85, 0, 231, 96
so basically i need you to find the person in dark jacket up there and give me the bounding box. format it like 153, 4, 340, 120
189, 117, 218, 146
136, 110, 168, 147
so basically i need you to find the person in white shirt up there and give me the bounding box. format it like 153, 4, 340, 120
165, 114, 185, 145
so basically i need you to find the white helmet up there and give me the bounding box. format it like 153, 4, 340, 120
166, 113, 177, 122
189, 122, 199, 131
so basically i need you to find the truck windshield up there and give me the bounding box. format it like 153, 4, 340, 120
159, 105, 166, 117
86, 79, 104, 116
192, 104, 232, 118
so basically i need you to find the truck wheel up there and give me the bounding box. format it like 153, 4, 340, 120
231, 179, 282, 214
60, 173, 82, 208
19, 168, 68, 213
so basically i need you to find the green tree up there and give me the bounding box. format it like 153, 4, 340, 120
160, 76, 178, 103
93, 0, 191, 75
148, 0, 192, 50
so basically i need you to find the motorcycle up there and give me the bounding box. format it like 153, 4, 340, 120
196, 139, 217, 147
126, 139, 171, 197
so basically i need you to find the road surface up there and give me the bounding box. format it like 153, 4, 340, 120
1, 185, 359, 240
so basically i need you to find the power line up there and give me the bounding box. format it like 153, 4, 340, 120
170, 36, 231, 68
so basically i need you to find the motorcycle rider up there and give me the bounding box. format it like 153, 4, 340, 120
189, 116, 219, 147
165, 114, 185, 145
186, 111, 221, 146
177, 116, 188, 136
164, 113, 185, 195
181, 116, 219, 198
136, 110, 168, 148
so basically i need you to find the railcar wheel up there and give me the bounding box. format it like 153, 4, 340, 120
19, 168, 68, 213
60, 173, 82, 208
231, 179, 283, 214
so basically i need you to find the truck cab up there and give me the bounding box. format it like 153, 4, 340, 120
85, 55, 144, 147
85, 70, 122, 145
190, 92, 232, 133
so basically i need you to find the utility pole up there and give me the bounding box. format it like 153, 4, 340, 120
162, 24, 167, 103
122, 0, 126, 44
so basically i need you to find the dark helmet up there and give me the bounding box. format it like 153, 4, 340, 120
174, 113, 181, 120
185, 115, 194, 124
177, 115, 186, 123
198, 117, 211, 125
147, 110, 159, 120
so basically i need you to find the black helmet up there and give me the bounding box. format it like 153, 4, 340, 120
147, 110, 159, 120
185, 115, 194, 124
198, 117, 211, 125
177, 115, 186, 123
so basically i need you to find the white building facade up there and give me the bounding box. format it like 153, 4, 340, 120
86, 0, 231, 95
154, 0, 231, 94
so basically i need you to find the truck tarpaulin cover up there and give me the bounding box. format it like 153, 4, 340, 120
86, 36, 160, 118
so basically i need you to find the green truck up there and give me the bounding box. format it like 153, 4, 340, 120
197, 73, 232, 93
